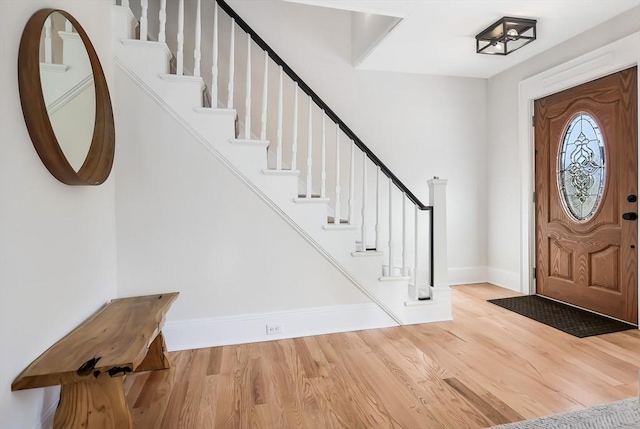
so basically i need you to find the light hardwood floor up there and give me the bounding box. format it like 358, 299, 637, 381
125, 284, 640, 428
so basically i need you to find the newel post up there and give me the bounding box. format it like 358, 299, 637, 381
428, 178, 449, 289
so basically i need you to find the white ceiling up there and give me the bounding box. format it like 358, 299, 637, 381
282, 0, 640, 78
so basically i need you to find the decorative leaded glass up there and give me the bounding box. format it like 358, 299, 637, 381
558, 113, 606, 221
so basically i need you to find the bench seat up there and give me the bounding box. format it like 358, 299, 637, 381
12, 292, 179, 429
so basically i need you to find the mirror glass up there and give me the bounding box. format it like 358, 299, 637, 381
39, 12, 95, 171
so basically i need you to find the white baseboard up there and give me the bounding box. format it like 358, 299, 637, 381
448, 266, 488, 285
163, 303, 398, 351
446, 266, 521, 292
486, 267, 521, 292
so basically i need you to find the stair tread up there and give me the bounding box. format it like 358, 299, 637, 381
194, 107, 236, 116
379, 275, 411, 282
323, 224, 357, 231
351, 250, 383, 257
262, 169, 301, 176
230, 138, 270, 147
293, 196, 330, 204
159, 73, 205, 86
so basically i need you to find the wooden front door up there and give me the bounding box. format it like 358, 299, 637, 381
535, 67, 638, 324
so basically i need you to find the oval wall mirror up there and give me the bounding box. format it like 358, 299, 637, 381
19, 9, 114, 185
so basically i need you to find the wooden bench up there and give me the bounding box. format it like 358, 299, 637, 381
12, 292, 179, 429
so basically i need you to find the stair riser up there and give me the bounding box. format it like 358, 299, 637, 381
258, 177, 299, 203
382, 265, 410, 278
402, 288, 452, 325
224, 145, 269, 172
156, 79, 205, 113
190, 113, 236, 142
113, 6, 137, 40
116, 44, 171, 77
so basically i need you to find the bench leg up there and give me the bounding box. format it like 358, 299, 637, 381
53, 376, 133, 429
136, 331, 171, 372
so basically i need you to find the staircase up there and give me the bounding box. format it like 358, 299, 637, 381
112, 0, 451, 326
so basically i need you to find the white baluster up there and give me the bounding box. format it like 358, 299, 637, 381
320, 112, 326, 198
334, 125, 341, 224
44, 17, 52, 64
414, 204, 420, 299
140, 0, 148, 41
193, 0, 201, 77
402, 194, 409, 276
276, 66, 283, 170
156, 0, 165, 43
375, 166, 381, 250
176, 0, 184, 76
122, 0, 129, 8
227, 18, 235, 109
244, 34, 252, 139
291, 82, 298, 170
388, 179, 395, 276
305, 96, 313, 198
64, 20, 72, 33
260, 52, 268, 141
361, 153, 368, 250
210, 1, 218, 106
348, 141, 355, 224
159, 0, 166, 43
227, 18, 236, 109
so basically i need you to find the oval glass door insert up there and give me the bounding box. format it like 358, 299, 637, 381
558, 113, 606, 221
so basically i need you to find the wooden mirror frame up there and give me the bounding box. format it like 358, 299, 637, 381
18, 9, 114, 185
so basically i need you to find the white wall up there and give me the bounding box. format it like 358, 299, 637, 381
0, 1, 117, 428
113, 65, 370, 322
486, 7, 640, 290
223, 0, 489, 283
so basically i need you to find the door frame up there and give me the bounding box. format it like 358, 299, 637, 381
518, 32, 639, 319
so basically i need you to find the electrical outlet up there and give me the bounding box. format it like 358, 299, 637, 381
266, 324, 283, 335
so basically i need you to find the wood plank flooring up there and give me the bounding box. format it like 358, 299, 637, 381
125, 284, 640, 428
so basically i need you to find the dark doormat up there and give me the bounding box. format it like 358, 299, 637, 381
487, 295, 637, 338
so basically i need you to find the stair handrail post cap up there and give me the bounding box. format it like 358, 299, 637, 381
428, 178, 448, 186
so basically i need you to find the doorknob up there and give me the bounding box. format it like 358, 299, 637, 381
622, 212, 638, 221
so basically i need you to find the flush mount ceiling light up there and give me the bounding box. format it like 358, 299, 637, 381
476, 16, 537, 55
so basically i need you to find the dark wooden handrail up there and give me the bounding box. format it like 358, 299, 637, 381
216, 0, 432, 211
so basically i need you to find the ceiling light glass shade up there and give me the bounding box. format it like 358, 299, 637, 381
476, 16, 536, 55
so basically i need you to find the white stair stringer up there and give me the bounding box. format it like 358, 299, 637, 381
114, 38, 452, 326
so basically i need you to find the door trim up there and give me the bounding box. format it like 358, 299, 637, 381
518, 32, 639, 318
